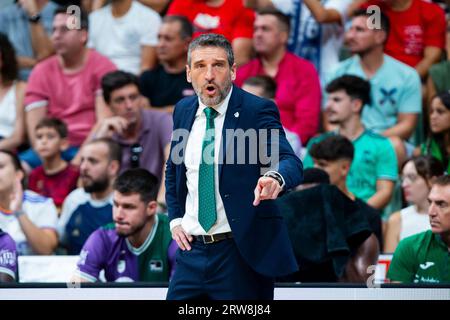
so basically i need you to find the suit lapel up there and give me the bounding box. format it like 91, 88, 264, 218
219, 86, 242, 180
182, 99, 199, 132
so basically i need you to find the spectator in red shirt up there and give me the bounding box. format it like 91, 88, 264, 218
28, 118, 80, 213
360, 0, 446, 78
235, 8, 321, 144
167, 0, 255, 67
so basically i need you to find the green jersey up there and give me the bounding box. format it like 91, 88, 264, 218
76, 214, 176, 282
387, 230, 450, 284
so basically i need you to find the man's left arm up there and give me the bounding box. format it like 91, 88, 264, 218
415, 47, 443, 79
157, 112, 174, 208
382, 113, 418, 140
165, 105, 185, 222
367, 179, 395, 210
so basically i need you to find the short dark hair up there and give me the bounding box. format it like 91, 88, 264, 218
353, 8, 390, 42
113, 168, 159, 203
35, 117, 68, 139
243, 75, 277, 99
86, 138, 122, 165
54, 5, 89, 30
162, 15, 193, 39
187, 33, 234, 68
309, 135, 354, 162
101, 70, 140, 104
433, 174, 450, 187
257, 7, 291, 34
326, 75, 371, 110
0, 32, 18, 85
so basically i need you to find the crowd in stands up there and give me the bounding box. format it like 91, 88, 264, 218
1, 0, 450, 285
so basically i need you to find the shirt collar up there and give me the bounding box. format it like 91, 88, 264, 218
196, 86, 233, 117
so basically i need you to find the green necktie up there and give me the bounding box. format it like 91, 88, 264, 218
198, 107, 218, 233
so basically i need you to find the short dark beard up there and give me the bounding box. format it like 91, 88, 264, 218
83, 176, 110, 194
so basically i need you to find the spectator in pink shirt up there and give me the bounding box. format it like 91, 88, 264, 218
21, 6, 116, 170
235, 8, 321, 144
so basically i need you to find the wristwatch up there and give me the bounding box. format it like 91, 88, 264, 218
263, 171, 285, 188
28, 13, 41, 24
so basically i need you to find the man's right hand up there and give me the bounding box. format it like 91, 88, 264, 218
96, 117, 129, 138
171, 225, 193, 251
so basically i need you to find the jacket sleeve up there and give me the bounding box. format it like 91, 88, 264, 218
164, 105, 184, 222
257, 99, 303, 189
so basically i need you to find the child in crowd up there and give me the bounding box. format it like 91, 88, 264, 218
28, 118, 79, 213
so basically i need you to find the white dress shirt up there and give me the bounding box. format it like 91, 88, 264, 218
169, 88, 233, 235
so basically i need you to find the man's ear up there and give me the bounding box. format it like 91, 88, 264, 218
108, 160, 121, 177
352, 98, 363, 114
80, 29, 88, 46
184, 38, 192, 52
230, 63, 237, 81
146, 200, 158, 217
341, 159, 352, 177
186, 65, 192, 83
374, 30, 387, 46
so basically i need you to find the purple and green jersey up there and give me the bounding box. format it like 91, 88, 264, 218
75, 214, 177, 282
0, 229, 17, 281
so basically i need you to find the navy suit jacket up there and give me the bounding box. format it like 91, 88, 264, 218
165, 86, 302, 277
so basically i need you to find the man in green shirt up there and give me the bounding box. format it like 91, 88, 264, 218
387, 175, 450, 284
303, 75, 398, 210
72, 168, 176, 282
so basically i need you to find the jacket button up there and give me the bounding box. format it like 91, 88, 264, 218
224, 194, 230, 198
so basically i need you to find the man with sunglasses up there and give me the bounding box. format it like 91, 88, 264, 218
94, 70, 173, 208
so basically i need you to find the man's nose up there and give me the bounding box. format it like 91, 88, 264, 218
205, 66, 214, 81
115, 207, 125, 219
80, 161, 89, 172
428, 203, 437, 216
124, 98, 134, 109
344, 30, 354, 41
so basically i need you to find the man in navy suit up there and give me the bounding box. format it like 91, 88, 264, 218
165, 33, 302, 300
